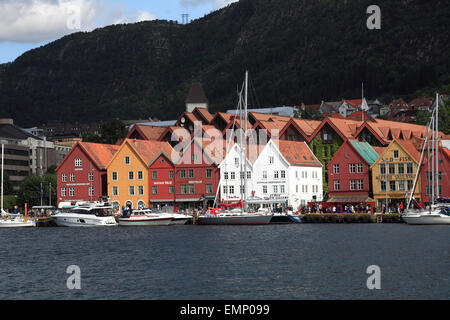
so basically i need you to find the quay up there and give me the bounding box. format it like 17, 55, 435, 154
300, 213, 404, 223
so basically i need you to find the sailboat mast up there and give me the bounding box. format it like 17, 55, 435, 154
243, 71, 249, 210
1, 144, 3, 212
431, 116, 435, 203
435, 93, 439, 201
426, 119, 430, 210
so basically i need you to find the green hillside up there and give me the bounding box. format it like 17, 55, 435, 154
0, 0, 449, 127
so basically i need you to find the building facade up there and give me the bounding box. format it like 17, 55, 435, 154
56, 142, 118, 207
327, 140, 379, 212
370, 139, 422, 211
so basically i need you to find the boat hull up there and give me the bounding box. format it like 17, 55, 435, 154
0, 219, 36, 228
52, 214, 117, 227
402, 214, 450, 225
119, 217, 173, 226
270, 214, 302, 224
198, 214, 273, 225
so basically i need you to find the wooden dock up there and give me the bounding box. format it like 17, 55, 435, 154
300, 213, 404, 223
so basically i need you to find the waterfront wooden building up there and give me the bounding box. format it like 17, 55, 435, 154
106, 139, 174, 211
327, 140, 381, 212
421, 146, 450, 205
56, 142, 119, 207
370, 139, 422, 211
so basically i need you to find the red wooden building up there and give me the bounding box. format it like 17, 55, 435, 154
55, 142, 119, 207
421, 146, 450, 205
172, 138, 221, 212
326, 140, 379, 213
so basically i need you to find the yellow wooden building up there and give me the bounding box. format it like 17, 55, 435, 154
105, 139, 173, 212
370, 138, 422, 211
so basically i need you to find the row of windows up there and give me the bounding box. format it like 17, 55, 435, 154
380, 180, 414, 192
295, 171, 319, 179
62, 172, 94, 182
111, 186, 145, 197
380, 163, 414, 175
261, 171, 286, 180
333, 179, 365, 191
295, 185, 320, 193
224, 171, 252, 180
61, 187, 94, 197
333, 163, 364, 174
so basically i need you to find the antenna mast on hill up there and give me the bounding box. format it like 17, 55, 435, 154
181, 14, 189, 24
362, 82, 364, 123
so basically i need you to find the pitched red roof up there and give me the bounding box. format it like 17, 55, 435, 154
192, 107, 214, 123
346, 111, 372, 121
275, 140, 321, 167
344, 99, 363, 108
126, 125, 167, 141
79, 142, 119, 170
126, 139, 176, 165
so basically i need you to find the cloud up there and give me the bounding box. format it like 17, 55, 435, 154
180, 0, 238, 10
0, 0, 158, 43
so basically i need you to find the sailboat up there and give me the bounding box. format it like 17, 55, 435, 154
197, 71, 273, 225
0, 144, 36, 228
402, 93, 450, 225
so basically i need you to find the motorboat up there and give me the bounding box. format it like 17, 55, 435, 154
119, 209, 174, 226
52, 202, 117, 227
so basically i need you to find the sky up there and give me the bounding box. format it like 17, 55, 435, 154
0, 0, 238, 63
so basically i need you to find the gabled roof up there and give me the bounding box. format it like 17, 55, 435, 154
192, 107, 214, 123
128, 139, 176, 166
343, 99, 363, 108
276, 140, 322, 167
56, 142, 119, 172
279, 118, 321, 140
309, 117, 362, 142
349, 140, 380, 165
106, 139, 175, 169
125, 124, 167, 141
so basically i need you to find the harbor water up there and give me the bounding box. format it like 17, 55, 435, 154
0, 224, 448, 300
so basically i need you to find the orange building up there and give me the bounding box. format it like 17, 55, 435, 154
106, 139, 174, 211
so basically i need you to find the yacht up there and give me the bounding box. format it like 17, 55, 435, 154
198, 207, 273, 225
119, 209, 174, 226
403, 204, 450, 225
197, 71, 273, 226
52, 202, 117, 227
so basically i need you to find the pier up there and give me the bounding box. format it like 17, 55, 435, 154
300, 213, 404, 223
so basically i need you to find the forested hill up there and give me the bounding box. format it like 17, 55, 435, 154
0, 0, 449, 127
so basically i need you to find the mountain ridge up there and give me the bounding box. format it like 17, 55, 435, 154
0, 0, 449, 127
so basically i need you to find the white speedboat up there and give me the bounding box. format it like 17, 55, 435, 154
52, 202, 117, 227
119, 209, 173, 226
402, 206, 450, 225
198, 208, 273, 225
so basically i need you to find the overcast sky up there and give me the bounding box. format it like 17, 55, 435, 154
0, 0, 238, 63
